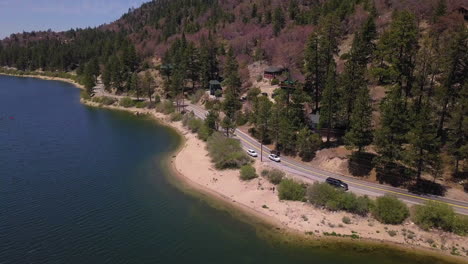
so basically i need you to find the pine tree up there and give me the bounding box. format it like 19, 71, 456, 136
223, 47, 241, 93
83, 72, 95, 95
432, 0, 447, 22
199, 35, 218, 89
102, 59, 112, 91
255, 96, 273, 143
130, 72, 140, 100
372, 11, 419, 100
405, 103, 441, 179
273, 7, 285, 36
303, 32, 324, 111
251, 3, 258, 18
143, 71, 154, 102
318, 14, 340, 77
436, 27, 467, 137
288, 0, 299, 21
205, 110, 220, 131
374, 88, 409, 166
344, 87, 373, 152
83, 61, 96, 95
319, 62, 340, 143
297, 127, 322, 161
447, 83, 468, 176
186, 42, 200, 90
222, 87, 241, 137
340, 17, 376, 127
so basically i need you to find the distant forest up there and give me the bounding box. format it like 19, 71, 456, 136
0, 0, 466, 192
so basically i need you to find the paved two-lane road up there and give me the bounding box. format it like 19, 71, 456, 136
186, 103, 468, 215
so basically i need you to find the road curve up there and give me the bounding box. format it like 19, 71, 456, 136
186, 103, 468, 215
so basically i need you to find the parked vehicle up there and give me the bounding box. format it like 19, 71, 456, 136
247, 149, 258, 157
268, 154, 281, 162
325, 177, 348, 191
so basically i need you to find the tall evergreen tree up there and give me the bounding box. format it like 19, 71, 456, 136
405, 102, 441, 179
221, 48, 241, 137
340, 16, 376, 127
255, 96, 273, 143
372, 11, 419, 100
344, 87, 373, 152
374, 88, 409, 166
319, 62, 340, 143
130, 72, 140, 100
273, 7, 285, 36
447, 83, 468, 176
303, 32, 324, 111
142, 71, 154, 102
436, 27, 468, 137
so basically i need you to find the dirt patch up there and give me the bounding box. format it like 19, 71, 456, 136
310, 147, 352, 176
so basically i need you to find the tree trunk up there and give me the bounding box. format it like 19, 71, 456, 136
417, 147, 423, 179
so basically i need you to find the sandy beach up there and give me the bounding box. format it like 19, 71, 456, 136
2, 72, 467, 260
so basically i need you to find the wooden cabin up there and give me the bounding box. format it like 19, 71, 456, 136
457, 5, 468, 20
263, 66, 284, 79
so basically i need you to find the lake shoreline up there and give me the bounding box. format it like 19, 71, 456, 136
2, 72, 467, 263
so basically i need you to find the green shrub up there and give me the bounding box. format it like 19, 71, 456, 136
214, 89, 223, 98
271, 78, 279, 85
240, 164, 258, 181
342, 216, 351, 224
372, 195, 409, 225
156, 100, 175, 114
187, 118, 204, 133
413, 204, 467, 236
387, 230, 397, 237
197, 124, 212, 141
100, 97, 116, 105
261, 169, 269, 177
307, 183, 372, 216
80, 91, 91, 100
236, 111, 249, 126
452, 215, 468, 236
189, 89, 205, 104
204, 99, 221, 110
413, 201, 455, 232
170, 112, 183, 122
135, 101, 149, 108
154, 95, 161, 104
182, 112, 195, 127
278, 179, 306, 201
207, 132, 251, 169
307, 182, 340, 207
267, 169, 285, 185
119, 97, 135, 108
337, 193, 372, 216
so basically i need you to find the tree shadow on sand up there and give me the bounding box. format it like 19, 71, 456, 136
376, 162, 415, 187
408, 179, 447, 196
348, 152, 376, 177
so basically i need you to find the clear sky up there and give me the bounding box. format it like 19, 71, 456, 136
0, 0, 148, 39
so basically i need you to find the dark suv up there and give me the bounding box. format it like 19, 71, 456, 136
325, 177, 348, 191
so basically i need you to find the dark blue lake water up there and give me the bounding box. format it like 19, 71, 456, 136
0, 75, 459, 264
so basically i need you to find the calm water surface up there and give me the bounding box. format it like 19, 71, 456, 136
0, 76, 459, 264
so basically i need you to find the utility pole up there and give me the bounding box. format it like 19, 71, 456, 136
260, 141, 263, 162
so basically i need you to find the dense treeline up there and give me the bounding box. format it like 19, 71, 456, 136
0, 28, 139, 94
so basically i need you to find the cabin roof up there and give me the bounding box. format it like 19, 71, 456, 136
264, 66, 283, 73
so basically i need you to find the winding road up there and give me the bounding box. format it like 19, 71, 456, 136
185, 103, 468, 215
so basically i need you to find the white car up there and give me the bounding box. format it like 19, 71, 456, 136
247, 149, 258, 157
268, 154, 281, 162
